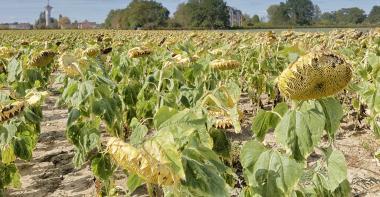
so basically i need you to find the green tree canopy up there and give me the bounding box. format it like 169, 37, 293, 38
242, 14, 253, 27
367, 5, 380, 24
267, 3, 290, 26
319, 12, 336, 25
173, 0, 230, 29
286, 0, 315, 25
58, 15, 71, 29
34, 12, 58, 29
319, 7, 366, 25
267, 0, 315, 26
335, 7, 366, 25
104, 0, 169, 29
104, 9, 124, 29
241, 14, 261, 27
252, 15, 261, 24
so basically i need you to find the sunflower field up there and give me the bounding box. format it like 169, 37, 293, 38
0, 29, 379, 196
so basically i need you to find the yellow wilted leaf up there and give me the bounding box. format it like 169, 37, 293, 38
1, 145, 16, 164
106, 137, 182, 186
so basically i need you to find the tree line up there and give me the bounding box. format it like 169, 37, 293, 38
103, 0, 380, 29
104, 0, 230, 29
267, 0, 380, 26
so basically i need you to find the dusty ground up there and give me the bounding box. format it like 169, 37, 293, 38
6, 96, 96, 197
5, 93, 380, 197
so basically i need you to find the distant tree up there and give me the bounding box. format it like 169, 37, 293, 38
173, 3, 192, 28
267, 3, 290, 26
104, 9, 124, 29
242, 14, 253, 27
34, 11, 58, 29
72, 20, 79, 29
58, 16, 71, 29
319, 12, 336, 25
242, 14, 260, 27
173, 0, 230, 29
335, 7, 366, 25
104, 0, 169, 29
286, 0, 315, 25
125, 0, 169, 29
252, 15, 261, 24
166, 18, 182, 28
318, 7, 366, 26
312, 5, 322, 23
35, 12, 47, 29
266, 0, 317, 26
367, 5, 380, 24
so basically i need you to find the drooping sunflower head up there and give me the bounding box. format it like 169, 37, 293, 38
208, 109, 244, 129
0, 91, 47, 122
210, 59, 241, 71
0, 47, 17, 59
0, 101, 25, 122
28, 50, 56, 67
127, 47, 152, 58
277, 50, 352, 100
82, 46, 100, 58
58, 53, 89, 77
0, 58, 7, 74
20, 40, 30, 46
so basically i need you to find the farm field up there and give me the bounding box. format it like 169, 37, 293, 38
0, 29, 379, 197
228, 27, 375, 33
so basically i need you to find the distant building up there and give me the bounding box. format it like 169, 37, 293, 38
78, 20, 97, 29
0, 23, 32, 30
9, 23, 33, 30
228, 6, 243, 27
0, 24, 9, 29
45, 0, 53, 27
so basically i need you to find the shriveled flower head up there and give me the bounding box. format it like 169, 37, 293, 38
277, 50, 352, 100
0, 47, 17, 59
20, 40, 30, 46
0, 91, 47, 122
58, 53, 89, 77
103, 37, 112, 43
127, 47, 152, 58
208, 109, 244, 129
0, 58, 7, 74
210, 59, 241, 71
171, 53, 199, 67
0, 101, 25, 122
82, 46, 100, 58
28, 50, 56, 67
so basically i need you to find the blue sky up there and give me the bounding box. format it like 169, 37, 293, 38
0, 0, 378, 23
